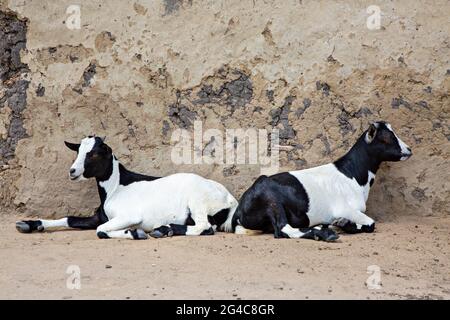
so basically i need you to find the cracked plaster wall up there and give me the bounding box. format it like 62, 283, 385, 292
0, 0, 448, 219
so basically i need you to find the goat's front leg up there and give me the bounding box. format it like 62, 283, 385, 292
333, 211, 375, 234
16, 207, 107, 233
96, 217, 145, 240
97, 228, 149, 240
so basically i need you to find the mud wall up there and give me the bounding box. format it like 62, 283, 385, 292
0, 0, 448, 219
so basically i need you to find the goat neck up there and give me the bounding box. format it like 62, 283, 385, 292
96, 155, 120, 204
333, 134, 381, 186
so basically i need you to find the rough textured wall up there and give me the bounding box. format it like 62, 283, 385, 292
0, 0, 448, 219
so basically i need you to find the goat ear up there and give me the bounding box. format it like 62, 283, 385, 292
365, 123, 378, 144
64, 141, 80, 152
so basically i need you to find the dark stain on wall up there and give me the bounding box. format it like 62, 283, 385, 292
0, 10, 29, 165
317, 133, 331, 155
168, 90, 197, 128
163, 0, 192, 15
354, 107, 373, 118
73, 61, 97, 94
161, 120, 170, 136
36, 83, 45, 97
82, 61, 97, 87
316, 81, 330, 96
270, 95, 296, 142
266, 89, 274, 103
194, 69, 253, 111
295, 98, 311, 118
223, 165, 239, 177
167, 67, 253, 130
391, 96, 411, 110
411, 187, 428, 202
337, 110, 354, 136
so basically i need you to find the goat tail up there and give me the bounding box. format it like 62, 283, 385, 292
221, 194, 239, 233
234, 225, 263, 236
221, 200, 263, 235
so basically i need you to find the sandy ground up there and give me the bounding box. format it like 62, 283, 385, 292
0, 214, 449, 300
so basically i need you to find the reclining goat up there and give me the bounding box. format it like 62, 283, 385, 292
16, 136, 238, 240
228, 121, 412, 241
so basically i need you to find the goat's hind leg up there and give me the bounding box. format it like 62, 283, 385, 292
96, 216, 146, 240
150, 222, 214, 238
299, 225, 339, 241
333, 211, 375, 234
150, 210, 214, 238
278, 223, 339, 241
150, 214, 192, 238
265, 201, 338, 241
97, 228, 148, 240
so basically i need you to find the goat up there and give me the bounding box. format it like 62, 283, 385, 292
16, 136, 238, 240
228, 121, 412, 241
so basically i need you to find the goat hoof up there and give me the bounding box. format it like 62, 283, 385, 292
332, 217, 350, 228
16, 220, 43, 233
200, 227, 215, 236
313, 229, 339, 242
362, 223, 375, 233
97, 231, 110, 239
130, 229, 149, 240
16, 221, 31, 233
324, 233, 339, 242
149, 230, 164, 238
149, 226, 173, 238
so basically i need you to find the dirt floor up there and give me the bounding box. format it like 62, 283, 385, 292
0, 214, 449, 300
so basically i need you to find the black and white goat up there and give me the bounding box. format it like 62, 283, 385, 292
229, 121, 412, 241
16, 137, 238, 240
